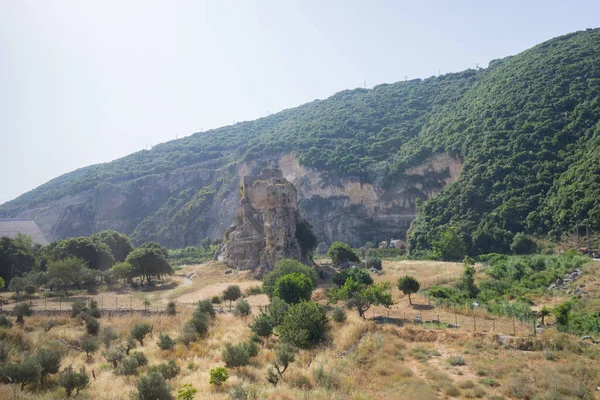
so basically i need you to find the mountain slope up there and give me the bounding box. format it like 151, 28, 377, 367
3, 28, 600, 252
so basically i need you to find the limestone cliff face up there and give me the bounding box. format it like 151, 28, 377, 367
10, 152, 461, 248
217, 169, 315, 274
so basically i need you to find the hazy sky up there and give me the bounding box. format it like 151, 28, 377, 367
1, 1, 598, 205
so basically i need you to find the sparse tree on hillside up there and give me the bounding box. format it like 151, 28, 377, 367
91, 230, 134, 263
125, 247, 173, 284
262, 259, 318, 298
397, 276, 420, 305
223, 285, 242, 311
432, 226, 466, 261
327, 278, 393, 318
273, 273, 314, 304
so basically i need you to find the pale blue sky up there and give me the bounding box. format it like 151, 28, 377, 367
1, 0, 598, 204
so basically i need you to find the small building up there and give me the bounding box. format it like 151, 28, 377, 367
0, 218, 49, 245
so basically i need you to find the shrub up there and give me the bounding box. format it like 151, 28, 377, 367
279, 301, 328, 349
332, 267, 373, 286
83, 315, 100, 335
447, 355, 466, 366
100, 327, 118, 348
149, 360, 180, 380
37, 347, 62, 383
210, 296, 221, 304
136, 371, 173, 400
273, 272, 314, 304
262, 259, 319, 298
365, 257, 382, 270
268, 296, 289, 326
179, 322, 197, 346
177, 383, 197, 400
244, 340, 259, 357
166, 301, 177, 316
13, 303, 32, 325
89, 300, 101, 318
328, 242, 360, 265
209, 367, 229, 387
0, 357, 42, 390
103, 347, 125, 368
71, 301, 88, 318
233, 298, 251, 318
0, 314, 12, 328
132, 351, 148, 367
131, 323, 153, 346
250, 314, 273, 338
273, 342, 297, 377
157, 333, 175, 350
222, 343, 250, 368
312, 365, 339, 389
223, 285, 242, 310
58, 365, 89, 397
81, 337, 100, 360
331, 307, 347, 322
245, 286, 263, 295
118, 355, 140, 376
511, 233, 537, 255
190, 310, 209, 335
479, 378, 500, 387
196, 299, 216, 318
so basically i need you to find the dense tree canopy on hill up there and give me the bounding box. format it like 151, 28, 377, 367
3, 29, 600, 254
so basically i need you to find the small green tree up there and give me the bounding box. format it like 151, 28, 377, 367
327, 279, 393, 318
223, 285, 242, 311
177, 383, 197, 400
81, 337, 100, 361
13, 302, 32, 325
262, 259, 319, 298
273, 273, 314, 304
332, 267, 373, 286
110, 262, 134, 283
148, 360, 180, 380
36, 347, 62, 383
83, 315, 100, 335
331, 307, 347, 322
273, 342, 297, 377
456, 256, 478, 298
209, 367, 228, 388
511, 233, 537, 255
157, 333, 175, 350
178, 322, 197, 346
222, 343, 250, 368
189, 309, 209, 335
131, 323, 153, 346
278, 301, 328, 348
0, 357, 42, 390
103, 347, 125, 368
432, 226, 466, 261
58, 365, 89, 397
0, 276, 4, 289
539, 305, 551, 326
9, 277, 26, 296
268, 296, 289, 326
166, 301, 177, 316
397, 276, 420, 305
250, 314, 274, 339
233, 298, 251, 318
100, 326, 118, 348
327, 242, 360, 265
0, 314, 12, 328
136, 371, 173, 400
554, 303, 570, 326
196, 299, 216, 318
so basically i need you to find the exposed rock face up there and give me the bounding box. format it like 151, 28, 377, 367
316, 242, 329, 255
217, 168, 315, 274
7, 152, 461, 248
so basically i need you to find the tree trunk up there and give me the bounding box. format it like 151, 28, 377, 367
409, 293, 412, 305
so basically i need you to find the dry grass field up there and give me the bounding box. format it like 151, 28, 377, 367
1, 259, 599, 399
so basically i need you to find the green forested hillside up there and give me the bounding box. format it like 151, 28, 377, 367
4, 28, 600, 254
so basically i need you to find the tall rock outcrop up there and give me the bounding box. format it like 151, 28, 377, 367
217, 168, 316, 274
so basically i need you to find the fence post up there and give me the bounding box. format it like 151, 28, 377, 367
115, 297, 118, 311
130, 297, 132, 313
493, 319, 495, 332
437, 313, 440, 329
59, 296, 61, 311
455, 313, 458, 329
44, 297, 47, 310
473, 316, 476, 332
513, 317, 516, 335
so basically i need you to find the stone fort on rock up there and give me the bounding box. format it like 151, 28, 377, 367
217, 168, 316, 275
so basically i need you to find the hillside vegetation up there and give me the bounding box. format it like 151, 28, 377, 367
3, 28, 600, 254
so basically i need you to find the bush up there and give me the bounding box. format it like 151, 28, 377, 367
71, 301, 88, 318
177, 383, 197, 400
250, 314, 274, 338
244, 340, 259, 357
279, 301, 328, 349
0, 357, 42, 390
332, 267, 373, 286
233, 298, 251, 318
511, 233, 537, 255
133, 351, 148, 367
447, 355, 466, 366
268, 296, 289, 326
196, 299, 216, 318
222, 343, 250, 368
210, 296, 221, 304
365, 257, 382, 270
58, 365, 89, 397
100, 327, 118, 348
0, 314, 12, 328
209, 366, 229, 387
83, 315, 100, 335
137, 371, 173, 400
190, 310, 209, 335
262, 259, 319, 298
328, 242, 360, 265
273, 273, 314, 304
179, 322, 197, 346
89, 300, 101, 318
131, 323, 153, 346
37, 347, 62, 383
81, 337, 100, 360
331, 307, 347, 323
166, 301, 177, 316
13, 303, 32, 325
273, 342, 297, 377
157, 334, 175, 350
118, 355, 141, 376
148, 360, 180, 380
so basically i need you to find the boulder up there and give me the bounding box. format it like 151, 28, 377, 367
390, 239, 406, 249
378, 241, 389, 249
